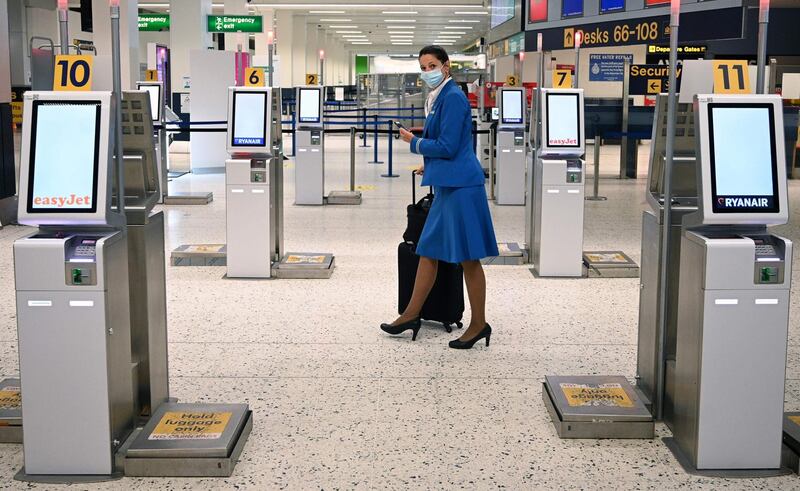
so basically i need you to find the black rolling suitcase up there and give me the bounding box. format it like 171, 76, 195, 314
397, 171, 464, 333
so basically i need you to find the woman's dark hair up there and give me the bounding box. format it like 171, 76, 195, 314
418, 45, 449, 63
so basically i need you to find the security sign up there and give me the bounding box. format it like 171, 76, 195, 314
627, 63, 681, 95
53, 55, 93, 91
245, 67, 265, 87
148, 411, 232, 440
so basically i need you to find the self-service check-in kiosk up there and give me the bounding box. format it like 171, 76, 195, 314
225, 86, 282, 278
532, 88, 585, 277
668, 94, 791, 472
14, 91, 134, 476
136, 81, 212, 205
495, 87, 526, 205
295, 85, 325, 205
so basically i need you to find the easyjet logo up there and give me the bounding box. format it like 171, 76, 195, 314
33, 194, 91, 207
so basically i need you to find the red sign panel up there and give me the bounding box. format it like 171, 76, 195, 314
645, 0, 670, 5
530, 0, 548, 22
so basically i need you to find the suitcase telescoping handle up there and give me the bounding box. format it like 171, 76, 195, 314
412, 169, 433, 204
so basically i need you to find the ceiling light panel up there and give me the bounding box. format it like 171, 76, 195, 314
384, 19, 416, 23
448, 20, 480, 23
382, 11, 417, 14
309, 10, 344, 13
445, 26, 471, 29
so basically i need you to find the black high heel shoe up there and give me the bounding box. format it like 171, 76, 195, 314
380, 318, 422, 341
448, 324, 492, 349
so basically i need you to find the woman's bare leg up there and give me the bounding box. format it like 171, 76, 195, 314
393, 257, 438, 325
459, 260, 487, 340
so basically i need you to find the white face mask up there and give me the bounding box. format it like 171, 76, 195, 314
420, 66, 445, 88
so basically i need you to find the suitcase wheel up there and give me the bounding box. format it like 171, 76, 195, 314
456, 321, 463, 329
444, 323, 453, 333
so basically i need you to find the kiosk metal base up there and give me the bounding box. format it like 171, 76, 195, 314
163, 192, 214, 206
119, 402, 252, 477
0, 196, 17, 228
583, 251, 640, 278
782, 412, 800, 474
171, 244, 227, 266
481, 242, 526, 265
274, 253, 335, 279
663, 437, 792, 478
326, 191, 362, 205
542, 375, 654, 439
0, 378, 22, 443
14, 468, 123, 484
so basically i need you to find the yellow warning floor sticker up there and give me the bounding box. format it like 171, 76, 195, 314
560, 383, 634, 408
0, 388, 21, 409
148, 411, 232, 440
585, 253, 628, 263
790, 415, 800, 427
184, 244, 225, 253
285, 255, 327, 264
355, 185, 376, 191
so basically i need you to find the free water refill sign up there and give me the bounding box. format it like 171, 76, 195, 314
589, 54, 633, 82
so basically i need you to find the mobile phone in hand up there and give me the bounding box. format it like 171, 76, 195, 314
393, 121, 408, 132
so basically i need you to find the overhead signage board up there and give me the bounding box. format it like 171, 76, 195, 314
600, 0, 625, 14
589, 54, 633, 82
648, 44, 707, 57
628, 63, 682, 95
526, 7, 744, 51
207, 15, 263, 33
138, 14, 170, 31
645, 0, 670, 5
562, 0, 583, 18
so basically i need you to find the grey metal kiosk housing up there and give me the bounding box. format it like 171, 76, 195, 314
224, 86, 282, 278
668, 94, 791, 472
494, 87, 526, 205
295, 85, 324, 206
14, 91, 133, 477
532, 88, 586, 277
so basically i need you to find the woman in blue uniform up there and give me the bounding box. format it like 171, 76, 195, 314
380, 45, 499, 349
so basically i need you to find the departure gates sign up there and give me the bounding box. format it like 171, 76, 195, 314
207, 15, 263, 33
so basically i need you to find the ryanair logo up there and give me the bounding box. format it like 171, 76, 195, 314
233, 137, 265, 145
717, 197, 770, 208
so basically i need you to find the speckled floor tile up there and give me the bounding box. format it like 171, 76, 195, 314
2, 136, 800, 489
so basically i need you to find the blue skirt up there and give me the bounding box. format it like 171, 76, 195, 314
416, 185, 499, 264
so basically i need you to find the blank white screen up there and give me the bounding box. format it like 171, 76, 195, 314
501, 90, 523, 123
232, 92, 266, 146
299, 89, 321, 123
31, 103, 97, 210
711, 107, 773, 196
547, 94, 579, 147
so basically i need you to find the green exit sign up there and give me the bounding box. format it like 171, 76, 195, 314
138, 14, 170, 31
207, 15, 263, 33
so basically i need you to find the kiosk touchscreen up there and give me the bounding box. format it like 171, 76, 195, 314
136, 81, 163, 125
671, 94, 791, 471
532, 88, 586, 277
494, 87, 526, 205
295, 85, 325, 205
226, 87, 272, 155
14, 92, 134, 476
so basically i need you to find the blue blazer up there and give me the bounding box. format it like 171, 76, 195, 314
410, 80, 485, 188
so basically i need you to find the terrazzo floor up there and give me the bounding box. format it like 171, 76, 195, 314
1, 135, 800, 489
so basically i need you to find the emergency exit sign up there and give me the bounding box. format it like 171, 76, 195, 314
207, 15, 263, 33
138, 14, 170, 31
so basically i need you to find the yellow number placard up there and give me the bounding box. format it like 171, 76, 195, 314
306, 73, 319, 85
245, 67, 265, 87
53, 55, 93, 91
145, 69, 158, 81
713, 60, 751, 94
553, 69, 572, 89
505, 75, 518, 87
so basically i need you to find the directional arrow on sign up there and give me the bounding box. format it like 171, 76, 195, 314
649, 81, 659, 91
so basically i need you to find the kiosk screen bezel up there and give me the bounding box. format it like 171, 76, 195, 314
545, 92, 581, 149
500, 89, 524, 125
707, 102, 779, 214
298, 88, 322, 124
137, 83, 162, 122
230, 90, 269, 148
26, 100, 101, 214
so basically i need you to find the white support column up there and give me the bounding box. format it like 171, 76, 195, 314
275, 10, 293, 87
92, 0, 139, 89
291, 14, 305, 86
253, 8, 273, 57
170, 0, 212, 92
223, 0, 248, 51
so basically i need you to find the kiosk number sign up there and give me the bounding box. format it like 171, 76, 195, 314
505, 75, 518, 87
553, 69, 572, 89
245, 67, 266, 87
53, 55, 93, 91
713, 61, 751, 94
145, 69, 158, 81
306, 73, 319, 85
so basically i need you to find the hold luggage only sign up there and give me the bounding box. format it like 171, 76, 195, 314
0, 386, 20, 409
560, 383, 635, 408
628, 64, 682, 95
148, 411, 232, 440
